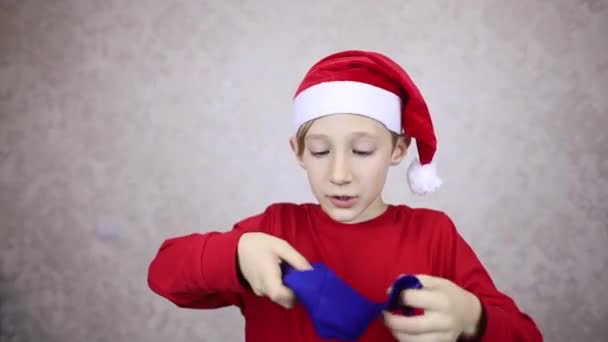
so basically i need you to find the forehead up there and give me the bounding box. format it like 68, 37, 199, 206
306, 113, 390, 139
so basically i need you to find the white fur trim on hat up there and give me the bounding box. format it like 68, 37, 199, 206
407, 158, 442, 195
293, 81, 401, 133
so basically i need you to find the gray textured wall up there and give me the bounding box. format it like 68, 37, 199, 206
1, 1, 607, 341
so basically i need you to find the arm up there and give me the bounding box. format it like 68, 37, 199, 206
147, 212, 264, 309
436, 213, 543, 341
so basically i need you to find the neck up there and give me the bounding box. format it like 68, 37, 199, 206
350, 196, 388, 224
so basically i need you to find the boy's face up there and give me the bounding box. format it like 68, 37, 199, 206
290, 114, 407, 224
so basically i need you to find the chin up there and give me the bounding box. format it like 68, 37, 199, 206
322, 205, 363, 224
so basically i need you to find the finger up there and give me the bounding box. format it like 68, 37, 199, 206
247, 272, 265, 297
263, 263, 297, 308
393, 332, 447, 342
401, 288, 447, 311
272, 239, 313, 271
414, 275, 443, 290
383, 311, 449, 334
265, 281, 296, 308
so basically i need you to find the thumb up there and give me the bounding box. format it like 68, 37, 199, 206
264, 263, 297, 309
415, 274, 442, 290
272, 239, 313, 271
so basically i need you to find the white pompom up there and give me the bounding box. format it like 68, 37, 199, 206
407, 159, 442, 195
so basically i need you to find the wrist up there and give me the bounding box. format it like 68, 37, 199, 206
236, 234, 253, 290
235, 253, 251, 290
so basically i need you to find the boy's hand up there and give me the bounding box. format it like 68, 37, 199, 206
383, 275, 482, 342
237, 232, 312, 309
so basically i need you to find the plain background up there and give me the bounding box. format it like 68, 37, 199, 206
1, 1, 607, 341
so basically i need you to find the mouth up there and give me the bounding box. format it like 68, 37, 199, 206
327, 195, 358, 208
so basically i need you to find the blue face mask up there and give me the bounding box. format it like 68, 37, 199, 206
282, 262, 422, 341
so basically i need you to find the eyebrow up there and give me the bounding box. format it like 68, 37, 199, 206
305, 132, 379, 141
351, 131, 378, 138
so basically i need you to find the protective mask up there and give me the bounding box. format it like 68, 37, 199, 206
282, 262, 422, 341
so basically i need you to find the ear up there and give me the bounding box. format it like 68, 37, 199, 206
289, 136, 306, 169
390, 136, 410, 166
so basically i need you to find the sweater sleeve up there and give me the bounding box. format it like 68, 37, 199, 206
147, 211, 266, 309
435, 213, 543, 342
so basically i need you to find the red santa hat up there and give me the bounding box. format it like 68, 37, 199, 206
292, 50, 442, 195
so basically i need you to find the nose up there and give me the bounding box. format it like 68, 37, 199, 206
329, 152, 352, 186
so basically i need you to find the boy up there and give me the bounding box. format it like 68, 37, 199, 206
147, 50, 543, 341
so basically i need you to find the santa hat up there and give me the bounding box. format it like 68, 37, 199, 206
292, 50, 442, 195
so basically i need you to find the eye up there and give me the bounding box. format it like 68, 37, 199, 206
310, 150, 329, 157
353, 150, 374, 156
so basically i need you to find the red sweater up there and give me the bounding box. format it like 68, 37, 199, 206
148, 203, 543, 341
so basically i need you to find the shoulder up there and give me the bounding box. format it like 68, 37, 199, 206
261, 202, 315, 217
392, 205, 458, 235
393, 205, 451, 223
234, 202, 314, 230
